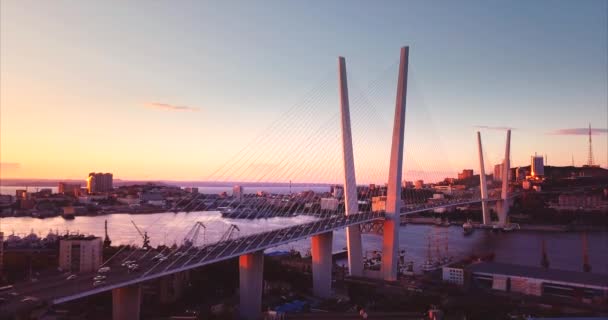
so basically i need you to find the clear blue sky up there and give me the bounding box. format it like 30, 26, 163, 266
1, 0, 606, 182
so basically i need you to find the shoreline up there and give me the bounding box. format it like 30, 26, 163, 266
403, 216, 607, 232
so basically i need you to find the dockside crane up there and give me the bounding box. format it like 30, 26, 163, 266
219, 224, 240, 242
131, 220, 151, 250
183, 221, 206, 248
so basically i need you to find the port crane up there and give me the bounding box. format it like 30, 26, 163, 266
131, 220, 151, 250
219, 224, 240, 242
183, 221, 206, 248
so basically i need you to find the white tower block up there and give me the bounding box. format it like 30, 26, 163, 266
338, 56, 363, 276
381, 47, 409, 281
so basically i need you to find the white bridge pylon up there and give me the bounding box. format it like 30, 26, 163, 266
477, 129, 512, 227
339, 47, 409, 281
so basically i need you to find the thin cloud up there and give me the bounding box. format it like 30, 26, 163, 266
549, 128, 608, 135
473, 125, 515, 131
143, 102, 199, 112
0, 162, 20, 170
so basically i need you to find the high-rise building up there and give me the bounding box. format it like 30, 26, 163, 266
531, 155, 544, 177
86, 173, 113, 193
233, 185, 243, 201
59, 235, 102, 273
402, 181, 414, 189
58, 182, 81, 196
457, 169, 474, 180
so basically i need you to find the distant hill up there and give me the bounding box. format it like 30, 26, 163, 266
531, 165, 608, 179
0, 178, 331, 188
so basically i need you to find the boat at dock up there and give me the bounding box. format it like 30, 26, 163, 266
422, 227, 453, 272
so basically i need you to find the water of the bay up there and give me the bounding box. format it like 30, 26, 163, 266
1, 211, 606, 275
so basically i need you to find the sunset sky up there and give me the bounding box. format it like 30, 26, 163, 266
1, 1, 606, 184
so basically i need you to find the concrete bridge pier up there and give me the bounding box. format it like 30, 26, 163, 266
311, 232, 333, 298
239, 251, 264, 320
112, 284, 142, 320
159, 271, 189, 304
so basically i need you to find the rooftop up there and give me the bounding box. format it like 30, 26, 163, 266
60, 235, 100, 241
467, 262, 608, 288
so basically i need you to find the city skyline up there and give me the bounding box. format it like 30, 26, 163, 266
1, 0, 607, 182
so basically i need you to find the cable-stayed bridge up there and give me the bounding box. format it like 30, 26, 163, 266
0, 47, 516, 320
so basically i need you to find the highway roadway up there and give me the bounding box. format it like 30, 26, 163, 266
0, 197, 501, 316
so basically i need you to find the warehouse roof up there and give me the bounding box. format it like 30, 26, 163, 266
467, 262, 608, 288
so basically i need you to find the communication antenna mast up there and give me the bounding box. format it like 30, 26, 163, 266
586, 123, 595, 167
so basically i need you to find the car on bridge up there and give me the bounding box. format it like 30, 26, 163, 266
98, 267, 111, 273
127, 264, 139, 272
93, 275, 106, 282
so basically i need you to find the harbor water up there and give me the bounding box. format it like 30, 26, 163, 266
1, 210, 606, 275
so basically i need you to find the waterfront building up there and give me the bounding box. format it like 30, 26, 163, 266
320, 198, 339, 211
442, 266, 465, 286
233, 185, 243, 201
465, 262, 607, 304
86, 172, 113, 193
59, 235, 103, 273
457, 169, 473, 180
140, 192, 165, 206
58, 182, 81, 196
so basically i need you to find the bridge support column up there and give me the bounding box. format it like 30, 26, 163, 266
498, 129, 511, 226
477, 131, 490, 225
381, 46, 409, 282
311, 232, 333, 298
112, 284, 141, 320
239, 251, 264, 320
338, 56, 363, 277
